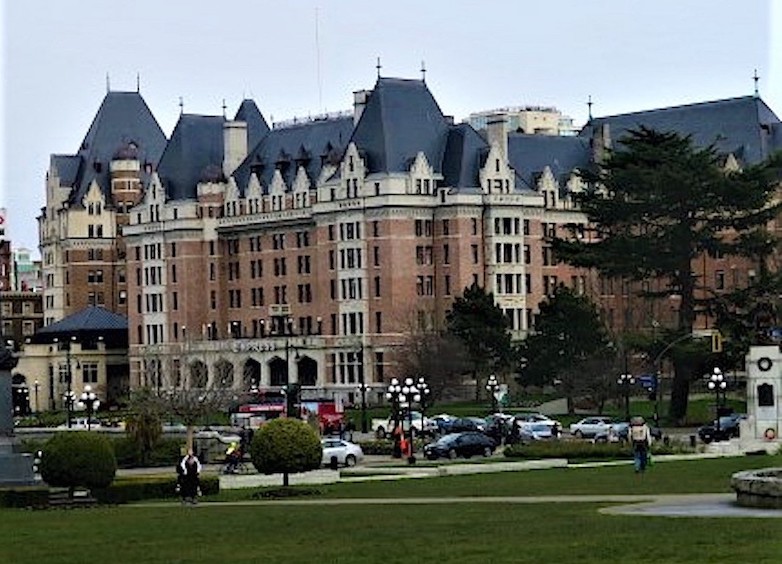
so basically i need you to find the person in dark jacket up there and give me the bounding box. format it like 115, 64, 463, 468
179, 449, 202, 504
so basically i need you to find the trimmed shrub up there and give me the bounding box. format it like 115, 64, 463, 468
92, 475, 219, 504
357, 439, 425, 456
40, 432, 117, 495
503, 441, 676, 461
250, 418, 322, 486
0, 487, 50, 509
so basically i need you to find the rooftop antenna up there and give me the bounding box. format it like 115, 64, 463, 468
376, 56, 382, 78
315, 6, 323, 112
753, 68, 760, 98
587, 95, 593, 121
106, 73, 111, 93
136, 72, 140, 93
222, 98, 227, 118
421, 60, 427, 82
179, 96, 184, 115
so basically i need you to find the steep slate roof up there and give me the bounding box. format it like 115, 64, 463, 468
582, 96, 782, 165
157, 114, 226, 201
234, 99, 271, 151
351, 78, 450, 174
50, 155, 82, 187
507, 134, 591, 189
441, 123, 488, 188
36, 306, 127, 335
67, 91, 167, 204
233, 116, 353, 194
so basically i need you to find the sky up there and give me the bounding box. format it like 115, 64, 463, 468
1, 0, 781, 256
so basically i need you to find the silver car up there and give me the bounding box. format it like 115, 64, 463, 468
569, 416, 615, 439
321, 438, 364, 467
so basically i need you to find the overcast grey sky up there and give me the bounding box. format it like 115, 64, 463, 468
2, 0, 780, 254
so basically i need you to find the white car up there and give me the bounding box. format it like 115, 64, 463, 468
513, 413, 561, 431
569, 416, 615, 439
321, 438, 364, 467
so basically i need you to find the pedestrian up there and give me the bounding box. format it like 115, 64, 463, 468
629, 416, 652, 473
179, 449, 202, 504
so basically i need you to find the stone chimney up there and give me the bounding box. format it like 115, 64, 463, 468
223, 120, 248, 177
353, 90, 371, 125
486, 113, 508, 160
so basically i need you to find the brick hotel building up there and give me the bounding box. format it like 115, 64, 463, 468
35, 76, 782, 408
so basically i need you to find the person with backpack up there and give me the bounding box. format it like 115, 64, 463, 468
629, 416, 652, 473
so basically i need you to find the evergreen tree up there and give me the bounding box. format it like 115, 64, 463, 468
553, 127, 781, 420
445, 283, 513, 397
516, 286, 614, 414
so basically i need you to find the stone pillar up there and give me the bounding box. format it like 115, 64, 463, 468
746, 346, 782, 443
0, 342, 36, 485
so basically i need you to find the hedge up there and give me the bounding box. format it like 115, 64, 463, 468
0, 486, 50, 509
357, 439, 426, 456
503, 441, 676, 461
92, 475, 219, 504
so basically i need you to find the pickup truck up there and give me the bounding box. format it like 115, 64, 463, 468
372, 411, 432, 439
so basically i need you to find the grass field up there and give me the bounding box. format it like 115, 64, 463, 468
2, 455, 781, 563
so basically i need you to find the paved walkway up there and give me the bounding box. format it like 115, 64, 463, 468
131, 493, 782, 518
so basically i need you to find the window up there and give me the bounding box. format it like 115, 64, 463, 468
82, 362, 99, 384
715, 270, 725, 290
442, 219, 450, 235
471, 244, 479, 264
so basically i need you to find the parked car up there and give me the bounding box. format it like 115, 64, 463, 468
518, 423, 554, 443
698, 413, 747, 443
372, 411, 429, 439
449, 417, 486, 433
321, 438, 364, 467
513, 412, 561, 430
569, 416, 615, 439
594, 421, 663, 443
423, 432, 496, 460
429, 414, 456, 434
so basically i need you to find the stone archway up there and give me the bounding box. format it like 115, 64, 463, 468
297, 356, 318, 387
189, 360, 208, 388
269, 356, 288, 387
214, 358, 235, 388
242, 358, 261, 388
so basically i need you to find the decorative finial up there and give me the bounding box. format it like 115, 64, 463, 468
106, 73, 110, 93
753, 69, 760, 98
179, 96, 184, 115
587, 95, 593, 121
376, 57, 382, 78
136, 72, 140, 93
421, 60, 426, 82
222, 98, 227, 118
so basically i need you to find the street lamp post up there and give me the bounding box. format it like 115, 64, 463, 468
617, 373, 635, 421
62, 390, 76, 427
356, 380, 370, 434
400, 377, 425, 465
33, 380, 40, 414
416, 377, 430, 423
385, 378, 403, 458
79, 384, 100, 430
707, 367, 727, 435
486, 374, 500, 414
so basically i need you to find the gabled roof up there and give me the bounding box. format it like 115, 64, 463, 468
36, 306, 127, 335
157, 114, 226, 201
350, 78, 450, 174
67, 91, 167, 203
232, 117, 353, 194
582, 96, 782, 165
441, 123, 488, 188
507, 134, 591, 189
234, 99, 271, 150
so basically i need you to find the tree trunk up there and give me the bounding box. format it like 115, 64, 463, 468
283, 472, 289, 487
186, 426, 194, 453
669, 361, 691, 423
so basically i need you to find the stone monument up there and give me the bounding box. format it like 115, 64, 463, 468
0, 341, 36, 485
742, 346, 782, 453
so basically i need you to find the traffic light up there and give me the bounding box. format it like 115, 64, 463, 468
711, 331, 723, 353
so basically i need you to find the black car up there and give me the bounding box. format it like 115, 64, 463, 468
423, 432, 496, 460
448, 417, 486, 433
698, 413, 747, 443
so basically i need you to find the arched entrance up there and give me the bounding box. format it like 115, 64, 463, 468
297, 356, 318, 387
214, 359, 235, 388
242, 358, 261, 388
189, 360, 208, 388
269, 357, 288, 387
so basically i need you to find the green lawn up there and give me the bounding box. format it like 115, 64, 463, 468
2, 455, 780, 564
